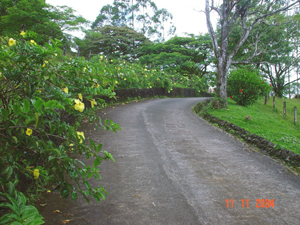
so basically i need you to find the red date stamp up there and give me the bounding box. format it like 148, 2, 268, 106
226, 199, 274, 208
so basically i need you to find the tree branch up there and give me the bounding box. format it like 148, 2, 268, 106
205, 0, 220, 58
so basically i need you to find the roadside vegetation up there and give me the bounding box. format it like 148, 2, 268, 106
206, 97, 300, 154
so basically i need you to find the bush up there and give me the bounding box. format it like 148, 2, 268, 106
0, 35, 120, 224
227, 66, 271, 106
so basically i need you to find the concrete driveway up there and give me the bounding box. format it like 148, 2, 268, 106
40, 98, 300, 225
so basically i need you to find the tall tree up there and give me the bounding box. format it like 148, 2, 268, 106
205, 0, 299, 106
258, 14, 300, 97
92, 0, 175, 42
0, 0, 52, 43
226, 12, 300, 97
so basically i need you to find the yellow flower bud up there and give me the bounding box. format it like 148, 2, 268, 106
63, 87, 68, 94
78, 93, 83, 101
30, 40, 37, 45
33, 169, 39, 179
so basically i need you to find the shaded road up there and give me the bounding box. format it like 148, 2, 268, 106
40, 98, 300, 224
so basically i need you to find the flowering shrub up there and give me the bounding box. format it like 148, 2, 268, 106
227, 66, 271, 106
0, 36, 120, 224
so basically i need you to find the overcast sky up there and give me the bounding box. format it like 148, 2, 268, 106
46, 0, 213, 39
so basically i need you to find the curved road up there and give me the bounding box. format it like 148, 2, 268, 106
41, 98, 300, 225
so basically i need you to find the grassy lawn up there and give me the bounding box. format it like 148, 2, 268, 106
207, 97, 300, 154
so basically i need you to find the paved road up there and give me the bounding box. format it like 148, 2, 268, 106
40, 98, 300, 225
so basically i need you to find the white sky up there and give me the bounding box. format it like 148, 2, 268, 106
46, 0, 210, 39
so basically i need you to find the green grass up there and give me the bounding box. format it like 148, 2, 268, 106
207, 97, 300, 154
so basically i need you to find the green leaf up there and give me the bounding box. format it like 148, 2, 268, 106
34, 113, 39, 129
60, 188, 70, 199
71, 191, 77, 201
13, 104, 21, 116
44, 100, 54, 109
24, 214, 45, 225
84, 181, 91, 190
2, 166, 13, 182
20, 206, 38, 220
1, 108, 9, 120
23, 99, 31, 113
57, 125, 64, 135
33, 98, 44, 110
0, 214, 14, 224
10, 221, 23, 225
95, 143, 102, 153
93, 157, 101, 167
35, 116, 43, 130
104, 151, 115, 162
12, 136, 18, 144
89, 138, 95, 149
49, 124, 56, 135
48, 156, 56, 161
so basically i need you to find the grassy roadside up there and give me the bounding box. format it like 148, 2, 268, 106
206, 97, 300, 154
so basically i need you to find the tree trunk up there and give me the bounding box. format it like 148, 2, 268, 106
217, 58, 228, 106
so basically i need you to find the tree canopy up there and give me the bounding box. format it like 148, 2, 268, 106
75, 25, 151, 60
138, 34, 213, 77
0, 0, 89, 47
92, 0, 176, 42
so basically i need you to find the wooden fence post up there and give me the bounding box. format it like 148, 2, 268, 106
295, 107, 297, 124
265, 95, 267, 105
63, 45, 66, 56
283, 102, 286, 117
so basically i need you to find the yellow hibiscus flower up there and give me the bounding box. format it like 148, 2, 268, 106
74, 99, 85, 112
8, 38, 16, 47
26, 128, 33, 136
89, 99, 97, 108
76, 131, 85, 143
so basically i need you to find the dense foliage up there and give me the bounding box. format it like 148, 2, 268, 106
205, 0, 300, 105
227, 67, 271, 106
74, 25, 151, 61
